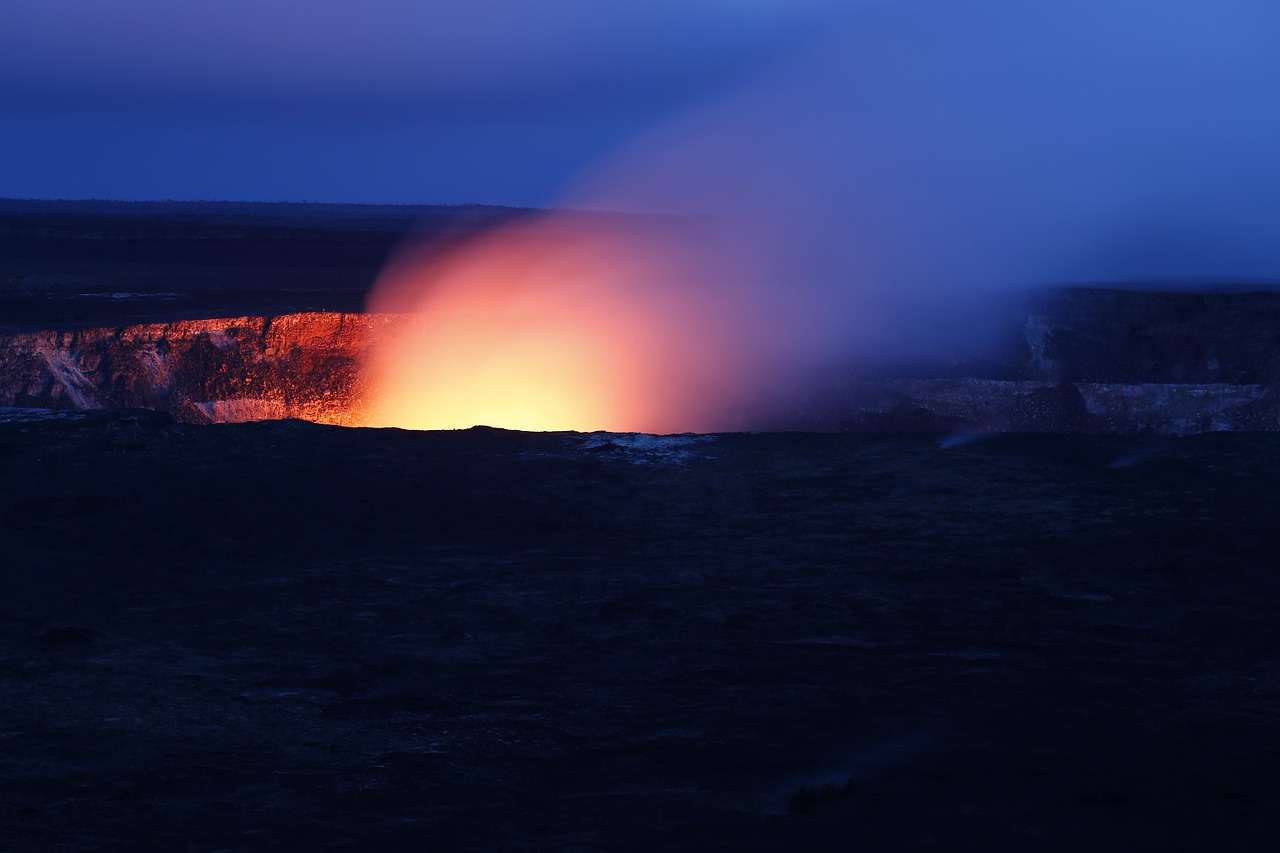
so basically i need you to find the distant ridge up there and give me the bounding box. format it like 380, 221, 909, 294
0, 196, 542, 224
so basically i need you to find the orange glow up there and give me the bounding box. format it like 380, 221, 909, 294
359, 216, 744, 433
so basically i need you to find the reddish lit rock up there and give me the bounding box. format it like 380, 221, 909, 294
0, 312, 403, 425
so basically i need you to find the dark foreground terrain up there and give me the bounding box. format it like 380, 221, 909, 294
3, 412, 1280, 850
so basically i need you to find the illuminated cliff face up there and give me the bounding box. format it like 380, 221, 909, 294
0, 312, 394, 424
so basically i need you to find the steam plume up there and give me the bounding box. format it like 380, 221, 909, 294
363, 0, 1280, 432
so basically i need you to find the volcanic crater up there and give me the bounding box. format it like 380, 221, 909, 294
7, 200, 1280, 435
6, 288, 1280, 434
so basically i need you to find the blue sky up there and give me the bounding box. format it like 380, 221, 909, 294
0, 1, 844, 205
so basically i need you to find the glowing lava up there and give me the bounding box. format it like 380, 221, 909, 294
359, 216, 745, 433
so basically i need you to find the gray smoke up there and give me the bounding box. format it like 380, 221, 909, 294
558, 0, 1280, 372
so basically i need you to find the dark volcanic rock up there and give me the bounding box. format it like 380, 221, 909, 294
1024, 287, 1280, 383
39, 626, 96, 649
1010, 381, 1091, 430
3, 414, 1280, 850
838, 378, 1280, 434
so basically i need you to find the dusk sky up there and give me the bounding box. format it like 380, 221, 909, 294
0, 1, 845, 206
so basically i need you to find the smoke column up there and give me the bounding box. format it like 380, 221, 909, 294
362, 0, 1280, 432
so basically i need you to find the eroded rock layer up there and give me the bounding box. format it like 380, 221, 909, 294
0, 312, 402, 425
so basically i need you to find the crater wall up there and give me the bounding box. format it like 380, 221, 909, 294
0, 312, 402, 425
5, 288, 1280, 433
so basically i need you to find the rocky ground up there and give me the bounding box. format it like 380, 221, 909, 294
3, 411, 1280, 850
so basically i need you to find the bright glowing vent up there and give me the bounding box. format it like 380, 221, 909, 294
358, 217, 753, 433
